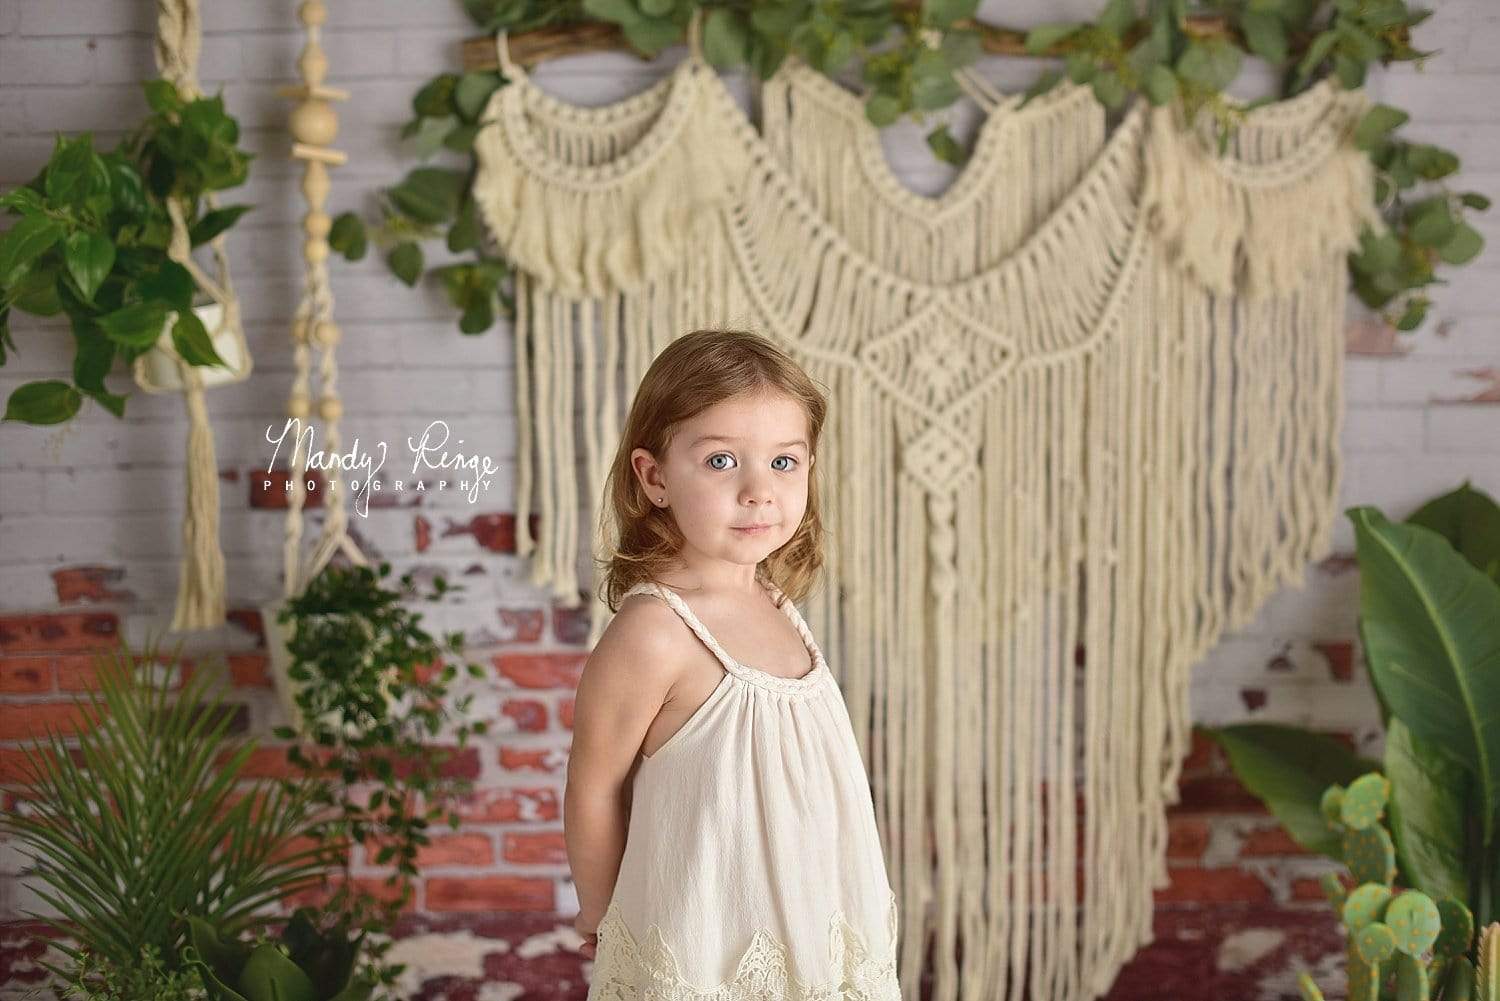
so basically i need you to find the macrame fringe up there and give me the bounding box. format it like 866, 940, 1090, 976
1146, 81, 1386, 298
472, 59, 749, 299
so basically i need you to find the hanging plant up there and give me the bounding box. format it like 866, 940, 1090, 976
263, 561, 488, 1001
0, 81, 254, 425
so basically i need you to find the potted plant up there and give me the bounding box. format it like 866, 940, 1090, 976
0, 635, 338, 992
0, 79, 253, 425
1200, 482, 1500, 998
261, 561, 488, 998
184, 907, 374, 1001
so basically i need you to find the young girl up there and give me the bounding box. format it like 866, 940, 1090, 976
563, 329, 901, 998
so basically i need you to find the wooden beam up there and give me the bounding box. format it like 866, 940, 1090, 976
459, 11, 1232, 72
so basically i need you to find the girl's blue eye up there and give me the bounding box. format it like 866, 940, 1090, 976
706, 453, 799, 471
707, 452, 734, 470
771, 455, 796, 471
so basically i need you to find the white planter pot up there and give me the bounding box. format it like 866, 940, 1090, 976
261, 597, 408, 740
134, 302, 251, 393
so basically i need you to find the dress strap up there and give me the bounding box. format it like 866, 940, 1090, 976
494, 28, 518, 78
622, 580, 740, 674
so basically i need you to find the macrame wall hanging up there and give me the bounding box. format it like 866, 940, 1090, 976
262, 0, 369, 716
132, 0, 253, 632
472, 16, 1379, 999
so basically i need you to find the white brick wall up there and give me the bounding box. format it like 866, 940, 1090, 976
1, 0, 1498, 909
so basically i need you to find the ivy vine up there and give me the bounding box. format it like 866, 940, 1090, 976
336, 0, 1485, 337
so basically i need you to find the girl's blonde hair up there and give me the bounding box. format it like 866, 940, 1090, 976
593, 328, 828, 614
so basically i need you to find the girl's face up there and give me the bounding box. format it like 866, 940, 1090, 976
632, 389, 814, 571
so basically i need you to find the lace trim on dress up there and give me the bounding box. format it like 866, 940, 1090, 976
589, 888, 901, 1000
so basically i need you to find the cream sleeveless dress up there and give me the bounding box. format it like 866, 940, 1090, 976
586, 575, 901, 1000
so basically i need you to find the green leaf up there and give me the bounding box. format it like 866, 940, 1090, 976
446, 199, 482, 254
454, 72, 503, 123
143, 79, 183, 115
442, 122, 482, 153
923, 0, 980, 26
459, 294, 495, 334
4, 379, 81, 425
45, 135, 96, 207
0, 214, 65, 287
9, 264, 62, 316
172, 309, 229, 368
0, 186, 45, 215
239, 942, 318, 1001
1025, 22, 1082, 55
1348, 505, 1500, 843
1409, 199, 1456, 247
1406, 482, 1500, 585
386, 167, 466, 226
1241, 10, 1289, 62
621, 14, 683, 58
925, 125, 965, 166
639, 0, 673, 16
71, 318, 114, 393
81, 385, 126, 418
864, 92, 902, 127
1177, 38, 1242, 90
1384, 718, 1469, 902
1091, 69, 1127, 109
1294, 29, 1338, 83
388, 242, 423, 287
1354, 105, 1409, 150
1144, 64, 1180, 104
703, 9, 752, 68
1065, 52, 1097, 84
412, 73, 459, 118
405, 114, 458, 160
1204, 723, 1378, 858
189, 204, 251, 246
1098, 0, 1137, 40
1333, 52, 1366, 89
1460, 192, 1491, 211
0, 306, 11, 365
135, 260, 196, 312
328, 212, 367, 262
62, 231, 114, 303
1438, 222, 1484, 266
1407, 144, 1459, 181
1394, 295, 1428, 331
97, 301, 168, 350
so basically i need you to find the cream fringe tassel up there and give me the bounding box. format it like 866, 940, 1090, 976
471, 52, 1377, 1000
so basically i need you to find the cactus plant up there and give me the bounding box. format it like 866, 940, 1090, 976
1341, 773, 1391, 830
1346, 883, 1395, 931
1344, 823, 1399, 886
1478, 923, 1498, 1001
1386, 891, 1442, 957
1396, 952, 1430, 1001
1298, 970, 1327, 1001
1322, 784, 1347, 828
1358, 921, 1399, 965
1443, 955, 1477, 1001
1323, 872, 1350, 910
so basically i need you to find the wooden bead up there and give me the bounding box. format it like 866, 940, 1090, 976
289, 100, 338, 146
303, 211, 331, 237
318, 396, 343, 421
304, 237, 329, 263
313, 321, 341, 347
288, 392, 311, 419
298, 2, 328, 27
291, 319, 311, 343
299, 45, 329, 87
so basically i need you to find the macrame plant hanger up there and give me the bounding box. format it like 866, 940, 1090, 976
275, 0, 367, 602
132, 0, 253, 632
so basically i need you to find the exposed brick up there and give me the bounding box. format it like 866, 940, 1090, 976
441, 513, 519, 553
1170, 775, 1270, 815
0, 702, 104, 741
500, 607, 546, 643
1239, 825, 1313, 857
1153, 865, 1274, 905
1314, 640, 1355, 682
227, 653, 272, 687
414, 514, 433, 553
0, 612, 120, 653
499, 746, 568, 774
367, 833, 494, 867
51, 566, 132, 604
494, 652, 587, 690
553, 603, 593, 645
426, 875, 554, 913
1166, 817, 1211, 860
454, 787, 560, 824
250, 469, 325, 510
0, 658, 52, 694
502, 830, 567, 866
501, 697, 549, 732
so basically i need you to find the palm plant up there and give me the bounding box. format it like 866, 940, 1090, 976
0, 635, 339, 980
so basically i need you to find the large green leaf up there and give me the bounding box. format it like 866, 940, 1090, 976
240, 943, 318, 1001
97, 300, 168, 349
1203, 723, 1378, 857
1349, 505, 1500, 843
1385, 717, 1469, 902
1406, 482, 1500, 585
4, 379, 81, 424
63, 230, 115, 303
0, 214, 65, 287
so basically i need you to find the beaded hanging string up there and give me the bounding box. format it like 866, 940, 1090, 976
137, 0, 252, 631
276, 0, 367, 598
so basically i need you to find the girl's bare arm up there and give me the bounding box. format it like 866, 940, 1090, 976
563, 596, 684, 930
